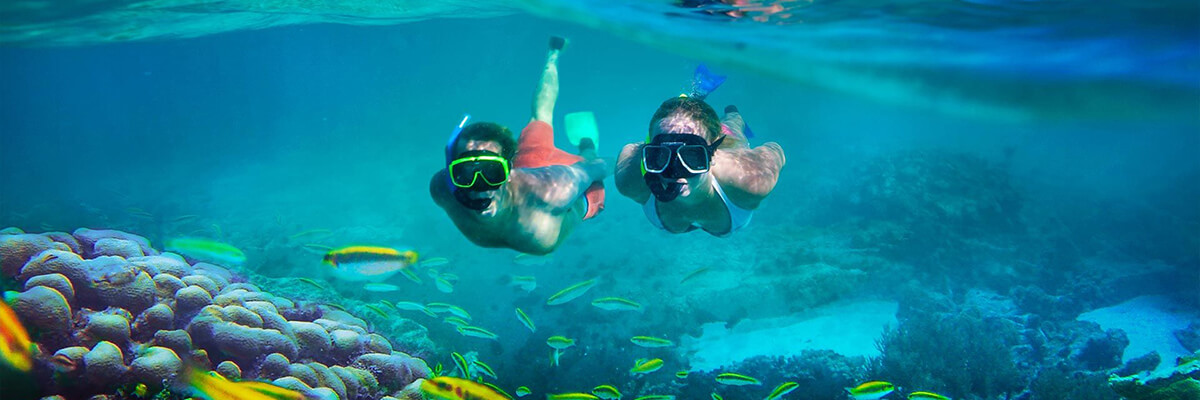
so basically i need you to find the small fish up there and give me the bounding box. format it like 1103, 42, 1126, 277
378, 299, 397, 310
675, 371, 689, 379
630, 358, 663, 375
512, 253, 552, 266
363, 283, 400, 292
426, 268, 441, 279
420, 376, 509, 400
546, 278, 597, 305
300, 243, 332, 255
296, 277, 324, 289
440, 272, 460, 283
363, 304, 389, 318
715, 372, 760, 386
847, 381, 895, 400
50, 353, 78, 373
680, 266, 709, 284
547, 393, 599, 400
711, 394, 722, 400
0, 302, 33, 372
591, 297, 642, 312
166, 237, 247, 265
546, 336, 576, 350
481, 382, 514, 400
457, 326, 498, 340
766, 382, 799, 400
509, 275, 536, 292
324, 246, 418, 282
287, 229, 331, 240
633, 396, 674, 400
427, 303, 471, 320
591, 385, 621, 399
171, 214, 201, 224
186, 367, 312, 400
126, 207, 154, 219
324, 303, 346, 312
434, 362, 443, 376
443, 317, 470, 327
394, 301, 427, 311
420, 257, 450, 267
515, 308, 536, 333
400, 268, 423, 284
472, 360, 497, 379
516, 386, 532, 397
134, 383, 149, 397
451, 352, 471, 378
435, 277, 455, 293
630, 336, 674, 348
908, 392, 950, 400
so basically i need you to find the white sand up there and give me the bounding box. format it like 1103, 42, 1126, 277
1077, 295, 1197, 377
680, 300, 898, 371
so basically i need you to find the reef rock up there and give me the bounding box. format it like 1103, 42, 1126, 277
92, 238, 144, 259
71, 228, 156, 258
129, 346, 182, 390
83, 341, 127, 385
12, 285, 72, 334
352, 352, 430, 390
0, 233, 65, 277
23, 273, 75, 305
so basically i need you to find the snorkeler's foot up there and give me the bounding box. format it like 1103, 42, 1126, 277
549, 36, 568, 51
725, 105, 739, 113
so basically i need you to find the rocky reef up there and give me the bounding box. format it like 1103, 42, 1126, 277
0, 228, 432, 399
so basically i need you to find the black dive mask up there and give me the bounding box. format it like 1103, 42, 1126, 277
643, 133, 723, 202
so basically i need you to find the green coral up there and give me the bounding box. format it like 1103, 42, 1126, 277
1109, 352, 1200, 400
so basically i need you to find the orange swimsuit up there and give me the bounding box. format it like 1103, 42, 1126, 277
511, 120, 605, 220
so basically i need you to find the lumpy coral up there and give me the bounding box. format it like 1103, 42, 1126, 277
0, 227, 433, 399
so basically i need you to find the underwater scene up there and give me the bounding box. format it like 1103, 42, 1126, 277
1, 1, 1198, 400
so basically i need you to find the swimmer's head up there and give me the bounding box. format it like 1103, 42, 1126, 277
450, 122, 516, 161
649, 96, 722, 143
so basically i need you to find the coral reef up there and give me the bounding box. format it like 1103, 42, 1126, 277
1109, 351, 1200, 400
1, 227, 432, 399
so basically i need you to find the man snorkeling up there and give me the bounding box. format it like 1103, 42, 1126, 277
431, 37, 607, 255
614, 66, 785, 237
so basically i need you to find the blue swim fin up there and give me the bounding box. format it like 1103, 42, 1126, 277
743, 122, 755, 139
690, 64, 726, 100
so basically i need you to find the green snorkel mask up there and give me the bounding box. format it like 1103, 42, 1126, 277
445, 115, 510, 211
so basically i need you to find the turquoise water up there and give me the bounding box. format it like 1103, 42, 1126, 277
1, 1, 1198, 399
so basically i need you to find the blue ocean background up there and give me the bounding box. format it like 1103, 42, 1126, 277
1, 1, 1198, 399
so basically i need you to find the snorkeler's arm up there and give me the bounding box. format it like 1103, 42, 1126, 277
516, 160, 606, 211
430, 170, 451, 208
717, 142, 786, 209
615, 143, 652, 203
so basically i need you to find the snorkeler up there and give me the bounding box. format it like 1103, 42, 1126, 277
614, 66, 785, 237
431, 37, 607, 255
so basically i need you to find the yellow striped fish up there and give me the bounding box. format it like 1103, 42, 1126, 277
457, 326, 498, 340
546, 279, 597, 305
420, 376, 509, 400
908, 391, 950, 400
0, 301, 33, 372
766, 381, 799, 400
323, 246, 418, 282
547, 393, 599, 400
591, 297, 642, 311
591, 385, 621, 399
630, 358, 663, 375
846, 381, 895, 400
515, 308, 536, 333
715, 372, 760, 386
630, 336, 673, 348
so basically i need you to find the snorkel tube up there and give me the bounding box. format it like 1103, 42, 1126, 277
445, 114, 494, 211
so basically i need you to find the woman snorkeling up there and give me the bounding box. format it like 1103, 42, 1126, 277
614, 66, 785, 236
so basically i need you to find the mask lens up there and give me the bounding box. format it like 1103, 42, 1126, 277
643, 145, 672, 173
676, 145, 710, 172
478, 161, 509, 185
450, 163, 478, 187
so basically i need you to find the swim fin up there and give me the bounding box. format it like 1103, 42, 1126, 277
690, 64, 726, 100
565, 111, 599, 152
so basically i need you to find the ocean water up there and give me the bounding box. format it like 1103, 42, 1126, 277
1, 1, 1198, 399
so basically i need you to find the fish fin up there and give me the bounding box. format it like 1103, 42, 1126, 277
690, 64, 726, 100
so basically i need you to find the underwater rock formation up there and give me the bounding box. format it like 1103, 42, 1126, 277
1109, 351, 1200, 400
0, 227, 432, 399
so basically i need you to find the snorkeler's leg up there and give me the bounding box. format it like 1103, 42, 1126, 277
531, 37, 565, 125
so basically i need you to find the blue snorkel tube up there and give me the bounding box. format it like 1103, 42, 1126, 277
445, 114, 471, 164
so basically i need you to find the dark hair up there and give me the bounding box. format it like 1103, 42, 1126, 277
649, 96, 722, 142
452, 122, 517, 160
